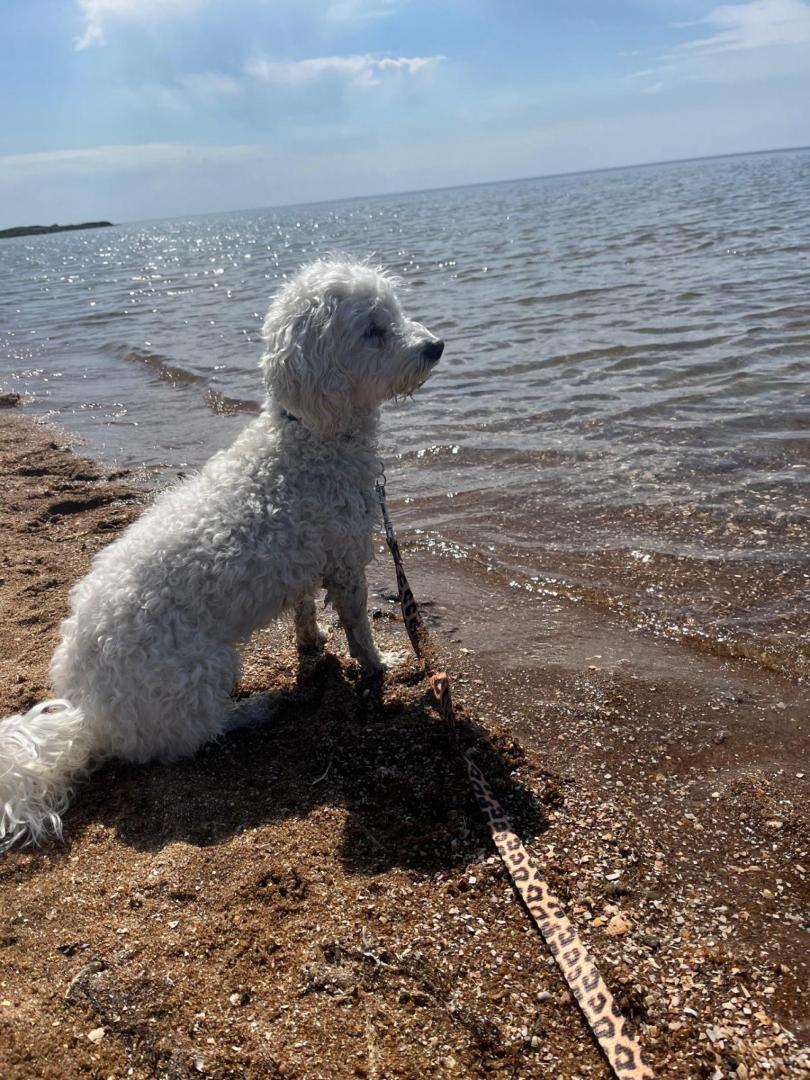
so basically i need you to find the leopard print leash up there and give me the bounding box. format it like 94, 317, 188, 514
376, 478, 656, 1080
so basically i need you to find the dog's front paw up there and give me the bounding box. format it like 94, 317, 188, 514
297, 623, 329, 653
365, 649, 407, 674
357, 653, 385, 676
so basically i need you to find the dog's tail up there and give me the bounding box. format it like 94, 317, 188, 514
0, 700, 91, 852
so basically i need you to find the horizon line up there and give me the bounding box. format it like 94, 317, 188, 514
123, 142, 810, 228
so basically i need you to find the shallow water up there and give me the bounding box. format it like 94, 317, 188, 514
2, 149, 809, 678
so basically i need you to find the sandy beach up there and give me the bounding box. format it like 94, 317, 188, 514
0, 409, 808, 1079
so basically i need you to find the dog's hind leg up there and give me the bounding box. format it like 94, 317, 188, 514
99, 641, 243, 761
293, 592, 328, 652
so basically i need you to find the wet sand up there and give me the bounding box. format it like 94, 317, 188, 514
0, 411, 807, 1079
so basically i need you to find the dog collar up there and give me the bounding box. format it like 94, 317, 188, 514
277, 407, 366, 445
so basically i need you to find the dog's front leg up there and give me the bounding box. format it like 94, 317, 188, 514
324, 569, 384, 674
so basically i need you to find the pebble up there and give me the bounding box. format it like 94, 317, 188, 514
87, 1027, 106, 1043
606, 914, 631, 937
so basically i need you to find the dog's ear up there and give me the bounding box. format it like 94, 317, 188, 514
261, 294, 352, 434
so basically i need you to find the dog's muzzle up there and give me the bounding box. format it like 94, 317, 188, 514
422, 340, 445, 365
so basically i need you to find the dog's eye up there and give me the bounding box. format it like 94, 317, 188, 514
364, 324, 386, 343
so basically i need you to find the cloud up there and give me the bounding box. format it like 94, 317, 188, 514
625, 0, 810, 92
75, 0, 209, 49
629, 67, 666, 80
245, 53, 444, 87
676, 0, 810, 53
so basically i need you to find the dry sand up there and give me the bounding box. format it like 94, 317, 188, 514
0, 410, 807, 1079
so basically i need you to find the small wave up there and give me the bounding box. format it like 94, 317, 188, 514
487, 335, 736, 380
114, 346, 207, 387
205, 390, 261, 415
514, 283, 639, 307
74, 310, 130, 326
398, 444, 574, 469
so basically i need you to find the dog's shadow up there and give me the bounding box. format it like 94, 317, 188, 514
75, 654, 554, 875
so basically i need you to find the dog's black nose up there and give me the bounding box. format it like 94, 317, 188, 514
422, 339, 444, 364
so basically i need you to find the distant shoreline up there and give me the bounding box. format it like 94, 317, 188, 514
0, 220, 114, 239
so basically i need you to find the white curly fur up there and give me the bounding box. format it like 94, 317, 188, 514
0, 256, 444, 851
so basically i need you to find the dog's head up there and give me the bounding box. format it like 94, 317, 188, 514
261, 257, 443, 434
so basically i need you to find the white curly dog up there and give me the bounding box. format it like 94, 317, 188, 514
0, 257, 444, 851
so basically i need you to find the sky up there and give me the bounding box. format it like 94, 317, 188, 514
1, 0, 809, 226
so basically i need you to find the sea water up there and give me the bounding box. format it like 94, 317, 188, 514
2, 148, 808, 678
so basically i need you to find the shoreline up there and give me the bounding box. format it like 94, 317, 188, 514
0, 221, 114, 239
0, 411, 807, 1079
